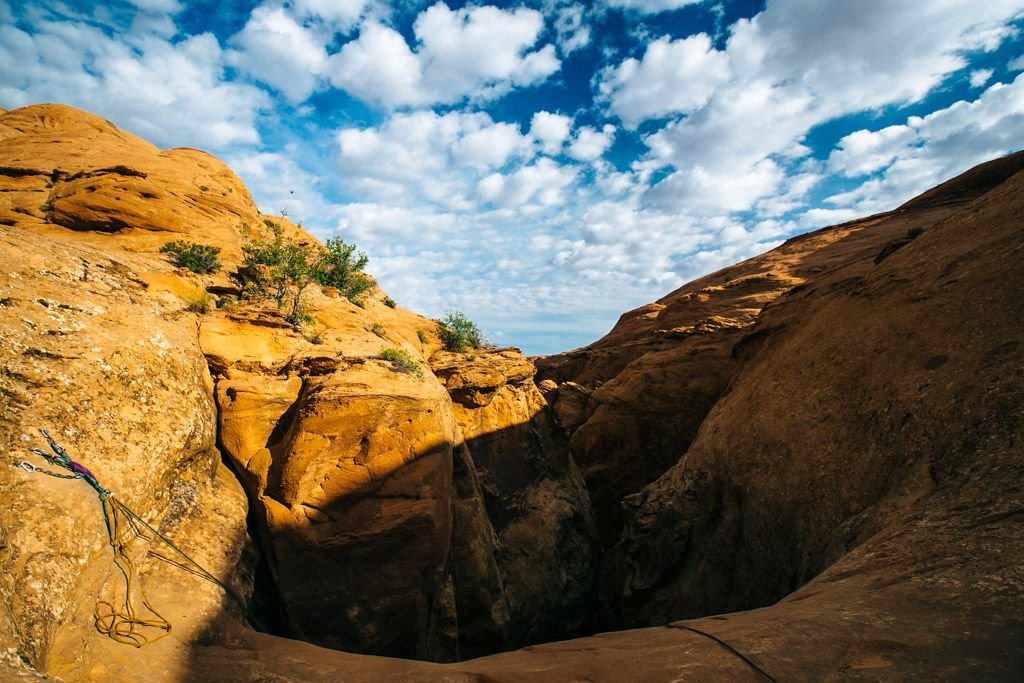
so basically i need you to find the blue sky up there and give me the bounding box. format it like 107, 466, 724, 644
2, 0, 1023, 355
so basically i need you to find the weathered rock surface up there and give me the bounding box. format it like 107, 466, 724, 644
210, 322, 461, 659
0, 103, 258, 265
0, 206, 252, 682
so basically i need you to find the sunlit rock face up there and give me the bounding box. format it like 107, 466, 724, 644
0, 104, 256, 682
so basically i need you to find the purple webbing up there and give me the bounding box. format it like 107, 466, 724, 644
68, 460, 96, 479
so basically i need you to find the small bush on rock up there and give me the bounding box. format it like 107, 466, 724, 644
379, 347, 422, 378
314, 238, 372, 304
161, 241, 222, 274
438, 311, 484, 352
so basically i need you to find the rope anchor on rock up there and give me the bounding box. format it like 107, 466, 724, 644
14, 428, 249, 647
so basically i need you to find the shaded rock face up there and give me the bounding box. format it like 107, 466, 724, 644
432, 350, 602, 654
535, 155, 1024, 547
210, 331, 460, 659
614, 153, 1024, 624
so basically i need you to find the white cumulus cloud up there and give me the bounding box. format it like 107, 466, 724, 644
0, 21, 268, 149
599, 33, 729, 128
822, 74, 1024, 215
327, 2, 560, 108
567, 124, 616, 161
530, 111, 573, 154
228, 4, 329, 103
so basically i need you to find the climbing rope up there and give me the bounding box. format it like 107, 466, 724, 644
14, 429, 249, 647
668, 623, 779, 682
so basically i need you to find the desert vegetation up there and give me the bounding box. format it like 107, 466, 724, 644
160, 241, 222, 274
438, 310, 484, 352
239, 220, 371, 327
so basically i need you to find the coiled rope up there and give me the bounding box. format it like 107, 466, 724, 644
15, 429, 249, 647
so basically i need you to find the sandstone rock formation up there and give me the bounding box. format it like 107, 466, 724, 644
0, 104, 601, 675
186, 146, 1024, 683
614, 151, 1024, 625
1, 102, 1021, 682
0, 190, 252, 683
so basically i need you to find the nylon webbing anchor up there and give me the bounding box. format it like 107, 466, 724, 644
13, 428, 255, 646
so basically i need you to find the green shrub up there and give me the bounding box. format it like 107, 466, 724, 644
371, 322, 387, 338
906, 226, 925, 239
239, 222, 375, 327
379, 347, 422, 378
216, 294, 239, 309
239, 221, 317, 326
313, 238, 372, 304
438, 311, 484, 352
416, 329, 427, 344
161, 241, 222, 274
383, 295, 396, 308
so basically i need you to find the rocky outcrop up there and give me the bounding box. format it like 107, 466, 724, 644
0, 198, 252, 682
185, 152, 1024, 683
207, 306, 460, 659
0, 103, 601, 673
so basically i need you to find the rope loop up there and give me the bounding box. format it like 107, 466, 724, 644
16, 428, 253, 646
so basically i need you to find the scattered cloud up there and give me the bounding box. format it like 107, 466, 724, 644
969, 68, 995, 88
567, 124, 616, 161
228, 4, 329, 103
598, 33, 729, 128
327, 2, 560, 108
553, 3, 590, 55
821, 74, 1024, 214
604, 0, 705, 13
335, 109, 536, 209
291, 0, 373, 30
1, 0, 1021, 353
0, 21, 268, 149
530, 111, 572, 155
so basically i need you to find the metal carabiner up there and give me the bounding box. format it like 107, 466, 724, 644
17, 461, 37, 473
